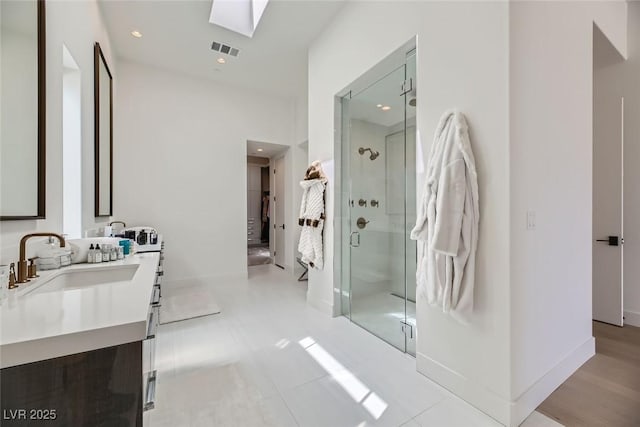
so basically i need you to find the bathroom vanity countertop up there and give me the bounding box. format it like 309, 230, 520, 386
0, 252, 160, 369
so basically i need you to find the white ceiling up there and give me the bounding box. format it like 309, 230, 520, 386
99, 0, 345, 97
348, 66, 416, 128
247, 140, 288, 158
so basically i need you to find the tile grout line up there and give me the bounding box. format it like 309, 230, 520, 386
407, 395, 448, 427
263, 353, 334, 426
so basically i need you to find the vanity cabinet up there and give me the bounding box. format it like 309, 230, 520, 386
0, 342, 143, 426
0, 252, 162, 426
142, 240, 164, 412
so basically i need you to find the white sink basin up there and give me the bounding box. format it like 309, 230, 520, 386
22, 264, 140, 295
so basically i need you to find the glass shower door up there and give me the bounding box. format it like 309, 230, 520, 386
347, 65, 410, 352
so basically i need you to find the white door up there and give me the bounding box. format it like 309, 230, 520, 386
593, 90, 624, 326
274, 156, 285, 268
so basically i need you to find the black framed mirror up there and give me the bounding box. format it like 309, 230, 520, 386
94, 42, 113, 217
0, 0, 46, 220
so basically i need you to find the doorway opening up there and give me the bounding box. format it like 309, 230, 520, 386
592, 25, 626, 326
247, 155, 271, 266
335, 40, 417, 356
246, 141, 289, 268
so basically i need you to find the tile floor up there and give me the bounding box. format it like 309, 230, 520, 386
350, 291, 417, 356
144, 265, 562, 427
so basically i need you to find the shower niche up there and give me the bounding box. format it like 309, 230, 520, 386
335, 42, 417, 356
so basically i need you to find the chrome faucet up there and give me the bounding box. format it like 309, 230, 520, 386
17, 233, 66, 284
109, 220, 126, 228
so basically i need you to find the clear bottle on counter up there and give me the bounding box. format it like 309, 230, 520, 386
95, 244, 102, 263
117, 246, 124, 260
88, 244, 95, 263
102, 245, 110, 262
110, 247, 117, 261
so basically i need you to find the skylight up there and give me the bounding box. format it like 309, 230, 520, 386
209, 0, 270, 38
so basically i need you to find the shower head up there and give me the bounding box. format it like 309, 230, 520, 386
358, 147, 380, 161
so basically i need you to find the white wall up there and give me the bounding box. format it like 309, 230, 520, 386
292, 141, 309, 278
113, 61, 297, 284
62, 48, 83, 239
621, 3, 640, 327
294, 88, 309, 145
508, 1, 627, 423
292, 81, 310, 276
308, 0, 512, 424
0, 0, 115, 264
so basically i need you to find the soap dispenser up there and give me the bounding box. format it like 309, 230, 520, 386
88, 244, 95, 263
95, 244, 102, 263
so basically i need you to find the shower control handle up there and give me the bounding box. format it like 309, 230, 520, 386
358, 199, 367, 207
350, 231, 360, 247
370, 200, 379, 208
356, 217, 369, 229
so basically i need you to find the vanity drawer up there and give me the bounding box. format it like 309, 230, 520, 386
143, 304, 158, 412
151, 285, 161, 306
144, 248, 163, 413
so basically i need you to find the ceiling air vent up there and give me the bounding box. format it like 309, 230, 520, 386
211, 41, 240, 57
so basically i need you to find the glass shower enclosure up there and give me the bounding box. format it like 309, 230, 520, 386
336, 48, 417, 355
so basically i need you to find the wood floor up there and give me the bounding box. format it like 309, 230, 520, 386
538, 322, 640, 427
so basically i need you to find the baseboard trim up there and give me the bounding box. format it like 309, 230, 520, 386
164, 272, 247, 287
417, 336, 596, 427
307, 297, 333, 316
416, 353, 510, 425
510, 337, 595, 426
624, 310, 640, 327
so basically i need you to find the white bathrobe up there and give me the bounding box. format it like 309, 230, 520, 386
298, 178, 327, 269
411, 110, 479, 323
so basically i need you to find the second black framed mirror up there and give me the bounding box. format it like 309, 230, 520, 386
94, 42, 113, 217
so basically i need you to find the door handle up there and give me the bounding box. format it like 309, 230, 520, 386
356, 217, 370, 229
596, 236, 623, 246
280, 224, 285, 230
350, 231, 360, 247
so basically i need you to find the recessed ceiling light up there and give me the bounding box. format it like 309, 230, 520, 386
131, 30, 142, 38
217, 57, 226, 64
376, 104, 382, 108
381, 106, 391, 111
257, 148, 263, 152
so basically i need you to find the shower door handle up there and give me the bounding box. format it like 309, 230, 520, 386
350, 231, 360, 248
